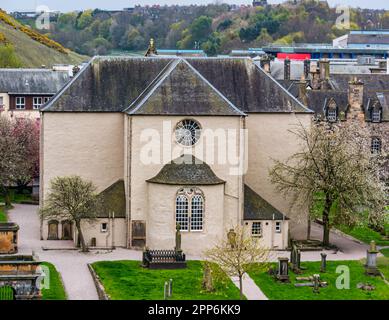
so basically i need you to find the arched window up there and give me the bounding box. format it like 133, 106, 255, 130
191, 194, 204, 231
371, 137, 382, 154
176, 194, 189, 231
175, 188, 204, 232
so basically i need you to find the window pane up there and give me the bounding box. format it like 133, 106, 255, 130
176, 195, 189, 231
327, 109, 337, 122
252, 222, 262, 236
191, 195, 203, 231
371, 138, 382, 154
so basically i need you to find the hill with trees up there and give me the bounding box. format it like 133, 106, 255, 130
0, 9, 86, 68
12, 1, 389, 57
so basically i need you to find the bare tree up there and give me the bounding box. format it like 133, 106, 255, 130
270, 122, 387, 247
204, 225, 270, 300
40, 176, 100, 252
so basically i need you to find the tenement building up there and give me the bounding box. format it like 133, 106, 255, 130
0, 69, 70, 120
40, 56, 313, 254
276, 58, 389, 159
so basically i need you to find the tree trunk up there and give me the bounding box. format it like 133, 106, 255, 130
3, 187, 11, 207
322, 194, 332, 247
307, 217, 311, 240
239, 275, 243, 300
75, 220, 88, 252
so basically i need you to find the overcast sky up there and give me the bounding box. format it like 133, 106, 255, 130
1, 0, 388, 12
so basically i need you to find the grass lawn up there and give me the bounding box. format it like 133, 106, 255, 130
248, 260, 389, 300
0, 206, 7, 222
337, 224, 389, 246
0, 193, 33, 205
40, 262, 67, 300
380, 248, 389, 258
92, 260, 242, 300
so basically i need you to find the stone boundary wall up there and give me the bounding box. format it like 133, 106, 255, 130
87, 263, 109, 300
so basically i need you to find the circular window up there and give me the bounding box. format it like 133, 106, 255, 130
175, 119, 201, 146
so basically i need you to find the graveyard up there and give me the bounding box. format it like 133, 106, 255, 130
248, 258, 389, 300
91, 260, 242, 300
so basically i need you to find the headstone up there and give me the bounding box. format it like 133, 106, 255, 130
175, 224, 182, 253
320, 253, 327, 273
227, 229, 237, 249
202, 263, 214, 292
312, 274, 320, 293
164, 281, 169, 300
365, 241, 380, 276
276, 257, 290, 282
168, 279, 173, 297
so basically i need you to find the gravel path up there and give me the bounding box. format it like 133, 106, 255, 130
7, 204, 371, 300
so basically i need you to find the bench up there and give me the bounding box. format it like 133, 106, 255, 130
142, 249, 187, 269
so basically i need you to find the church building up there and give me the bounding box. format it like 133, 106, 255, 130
40, 56, 313, 254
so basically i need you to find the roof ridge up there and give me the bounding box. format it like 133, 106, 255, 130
181, 59, 246, 116
124, 58, 179, 114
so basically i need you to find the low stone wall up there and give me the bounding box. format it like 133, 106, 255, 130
87, 263, 109, 300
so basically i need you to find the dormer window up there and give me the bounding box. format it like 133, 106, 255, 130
327, 109, 337, 122
372, 109, 381, 123
16, 97, 25, 109
326, 99, 338, 123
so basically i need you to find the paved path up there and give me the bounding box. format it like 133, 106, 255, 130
7, 204, 371, 300
8, 204, 141, 300
231, 274, 268, 300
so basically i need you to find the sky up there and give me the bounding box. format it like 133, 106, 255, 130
1, 0, 388, 12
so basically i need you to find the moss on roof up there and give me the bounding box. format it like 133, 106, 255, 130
127, 59, 244, 116
147, 154, 225, 185
244, 184, 288, 221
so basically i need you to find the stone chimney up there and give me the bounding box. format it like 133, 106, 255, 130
319, 58, 330, 81
297, 75, 308, 106
260, 55, 271, 73
310, 62, 320, 90
303, 59, 310, 79
284, 58, 291, 80
348, 77, 365, 122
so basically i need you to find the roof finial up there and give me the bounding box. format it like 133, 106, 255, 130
145, 38, 158, 57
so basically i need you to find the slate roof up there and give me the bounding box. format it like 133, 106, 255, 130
0, 69, 71, 94
43, 56, 311, 114
96, 180, 126, 218
244, 184, 288, 221
348, 33, 389, 45
279, 73, 389, 122
146, 154, 225, 185
126, 59, 244, 116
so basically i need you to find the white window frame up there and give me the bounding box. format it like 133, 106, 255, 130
327, 108, 337, 122
33, 97, 43, 110
175, 188, 204, 232
372, 110, 381, 123
16, 97, 25, 109
275, 221, 282, 233
101, 222, 108, 233
44, 97, 51, 103
371, 137, 382, 154
251, 222, 262, 237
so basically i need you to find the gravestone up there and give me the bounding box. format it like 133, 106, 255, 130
227, 229, 237, 249
365, 241, 380, 276
320, 253, 327, 273
276, 257, 290, 282
175, 224, 182, 253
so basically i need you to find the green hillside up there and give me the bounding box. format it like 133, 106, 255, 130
0, 10, 87, 68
